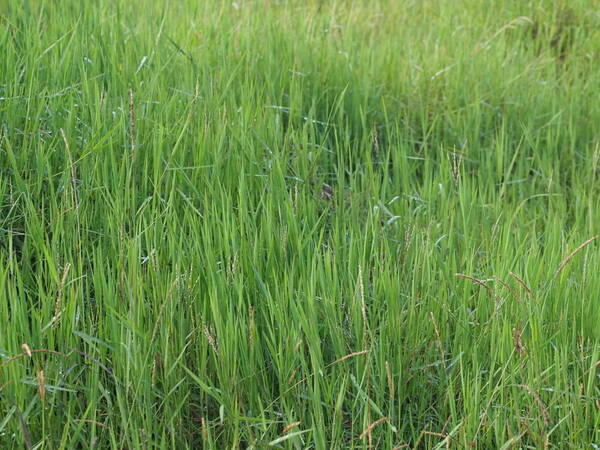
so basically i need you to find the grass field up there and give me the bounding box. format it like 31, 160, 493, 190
1, 0, 600, 448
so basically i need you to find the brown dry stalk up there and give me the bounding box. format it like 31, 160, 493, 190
152, 353, 160, 385
425, 431, 451, 448
517, 384, 550, 428
248, 305, 255, 347
321, 183, 334, 201
203, 324, 219, 354
509, 272, 533, 298
129, 89, 136, 160
264, 349, 371, 415
0, 349, 67, 370
281, 421, 301, 435
37, 370, 46, 403
53, 263, 72, 323
15, 405, 32, 450
293, 339, 302, 353
60, 128, 79, 211
332, 350, 369, 365
555, 236, 599, 277
495, 277, 523, 304
357, 265, 370, 349
512, 328, 527, 355
150, 277, 179, 343
21, 344, 32, 357
287, 369, 297, 385
359, 417, 390, 440
414, 430, 450, 449
73, 419, 109, 430
455, 273, 495, 297
292, 184, 299, 209
367, 383, 373, 449
68, 347, 113, 376
358, 265, 367, 323
200, 417, 208, 441
429, 312, 445, 365
450, 149, 462, 181
385, 361, 394, 399
582, 359, 600, 378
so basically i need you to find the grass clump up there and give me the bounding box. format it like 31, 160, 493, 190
1, 0, 600, 448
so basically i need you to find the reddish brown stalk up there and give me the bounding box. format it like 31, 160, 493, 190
495, 277, 523, 304
37, 370, 46, 403
509, 272, 533, 298
73, 419, 109, 430
359, 417, 390, 440
512, 328, 527, 355
455, 273, 495, 297
332, 350, 369, 365
53, 263, 72, 325
517, 384, 550, 428
281, 421, 301, 435
385, 361, 394, 399
129, 89, 136, 160
555, 236, 599, 277
0, 349, 66, 369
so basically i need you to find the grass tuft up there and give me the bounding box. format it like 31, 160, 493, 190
1, 0, 600, 447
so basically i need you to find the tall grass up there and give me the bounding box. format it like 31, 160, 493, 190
1, 0, 599, 447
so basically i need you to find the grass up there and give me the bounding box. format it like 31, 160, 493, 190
1, 0, 600, 447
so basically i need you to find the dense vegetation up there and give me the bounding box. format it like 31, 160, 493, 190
1, 0, 599, 447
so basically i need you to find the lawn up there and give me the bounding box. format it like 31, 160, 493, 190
1, 0, 600, 448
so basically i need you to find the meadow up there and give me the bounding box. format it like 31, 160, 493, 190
1, 0, 600, 448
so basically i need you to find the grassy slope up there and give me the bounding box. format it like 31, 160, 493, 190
1, 0, 600, 447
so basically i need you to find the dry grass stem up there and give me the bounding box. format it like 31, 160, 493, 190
385, 360, 394, 399
359, 417, 390, 440
509, 272, 533, 298
517, 384, 550, 428
455, 273, 496, 298
281, 421, 301, 435
73, 419, 109, 429
512, 328, 527, 355
37, 370, 46, 403
53, 262, 72, 325
21, 344, 32, 357
332, 350, 369, 365
555, 236, 598, 277
129, 89, 136, 159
